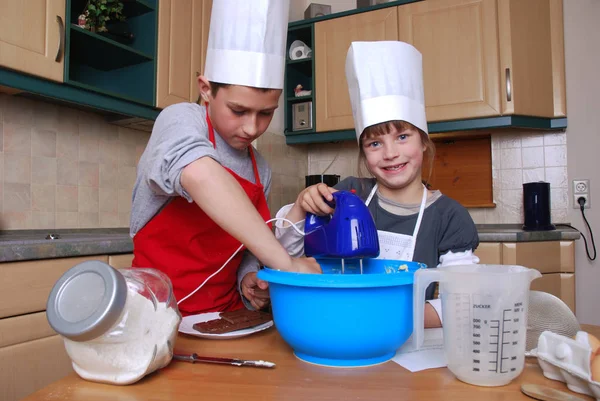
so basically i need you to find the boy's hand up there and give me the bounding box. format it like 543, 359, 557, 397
290, 256, 322, 274
294, 183, 337, 216
240, 272, 270, 310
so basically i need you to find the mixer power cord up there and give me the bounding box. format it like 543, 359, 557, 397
556, 196, 596, 261
177, 217, 307, 305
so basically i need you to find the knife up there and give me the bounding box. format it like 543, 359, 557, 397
173, 353, 276, 368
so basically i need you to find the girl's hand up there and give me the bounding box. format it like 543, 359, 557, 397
294, 183, 338, 216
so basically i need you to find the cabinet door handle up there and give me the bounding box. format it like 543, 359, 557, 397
55, 16, 65, 62
505, 67, 512, 102
195, 71, 200, 77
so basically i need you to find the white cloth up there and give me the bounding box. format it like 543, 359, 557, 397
366, 184, 427, 262
345, 41, 428, 142
204, 0, 290, 89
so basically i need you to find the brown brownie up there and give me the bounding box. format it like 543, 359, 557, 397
193, 310, 272, 335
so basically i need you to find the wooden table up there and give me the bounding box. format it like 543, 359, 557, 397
24, 325, 600, 401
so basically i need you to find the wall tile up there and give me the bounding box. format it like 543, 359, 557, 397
118, 166, 137, 190
57, 158, 79, 186
500, 148, 522, 169
551, 188, 569, 210
78, 186, 99, 213
32, 157, 57, 184
57, 106, 79, 136
3, 96, 33, 127
521, 134, 545, 148
56, 130, 79, 160
79, 162, 99, 187
544, 145, 567, 167
31, 128, 57, 157
1, 211, 32, 229
551, 208, 568, 224
119, 142, 138, 167
500, 169, 523, 190
468, 208, 486, 224
99, 188, 118, 213
521, 147, 544, 169
79, 212, 99, 228
498, 135, 522, 149
3, 123, 31, 155
544, 133, 567, 146
32, 212, 55, 229
99, 139, 119, 165
499, 189, 523, 224
32, 184, 56, 212
119, 212, 131, 227
56, 185, 78, 212
79, 136, 99, 163
55, 212, 78, 229
3, 183, 31, 212
100, 212, 120, 228
100, 163, 119, 188
4, 154, 31, 184
545, 167, 568, 188
118, 189, 131, 213
33, 102, 58, 131
523, 168, 545, 184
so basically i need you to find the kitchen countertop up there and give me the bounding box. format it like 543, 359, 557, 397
0, 225, 580, 263
22, 325, 600, 401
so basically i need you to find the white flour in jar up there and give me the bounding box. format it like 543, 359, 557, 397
64, 287, 180, 385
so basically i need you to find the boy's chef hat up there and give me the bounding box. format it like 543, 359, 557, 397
204, 0, 290, 90
345, 41, 428, 142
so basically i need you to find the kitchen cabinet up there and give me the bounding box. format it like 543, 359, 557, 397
0, 255, 110, 401
314, 7, 398, 132
156, 0, 212, 108
474, 240, 575, 313
0, 0, 66, 82
397, 0, 566, 122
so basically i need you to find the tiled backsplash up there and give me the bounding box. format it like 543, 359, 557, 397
305, 131, 569, 225
256, 132, 308, 215
0, 94, 150, 230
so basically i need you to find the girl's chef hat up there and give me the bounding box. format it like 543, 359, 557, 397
345, 41, 428, 142
204, 0, 290, 90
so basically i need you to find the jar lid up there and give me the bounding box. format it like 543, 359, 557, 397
46, 260, 127, 342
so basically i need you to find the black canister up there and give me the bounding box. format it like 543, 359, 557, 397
305, 174, 340, 188
523, 181, 555, 231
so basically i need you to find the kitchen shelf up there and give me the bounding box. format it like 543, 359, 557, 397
287, 95, 313, 102
70, 25, 153, 71
287, 58, 312, 65
123, 0, 156, 18
285, 116, 568, 145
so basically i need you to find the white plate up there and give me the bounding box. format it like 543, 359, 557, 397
178, 312, 274, 340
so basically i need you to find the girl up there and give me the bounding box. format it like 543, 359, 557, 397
274, 41, 480, 328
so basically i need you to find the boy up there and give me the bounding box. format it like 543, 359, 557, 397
131, 0, 320, 316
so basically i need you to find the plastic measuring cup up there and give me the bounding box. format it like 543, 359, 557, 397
412, 264, 541, 387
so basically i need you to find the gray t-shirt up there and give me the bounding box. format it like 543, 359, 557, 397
130, 103, 272, 299
335, 177, 479, 299
131, 102, 271, 235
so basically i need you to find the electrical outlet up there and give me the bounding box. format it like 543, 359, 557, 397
572, 179, 591, 208
573, 179, 590, 194
574, 194, 591, 209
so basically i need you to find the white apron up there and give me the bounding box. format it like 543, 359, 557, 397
365, 184, 427, 262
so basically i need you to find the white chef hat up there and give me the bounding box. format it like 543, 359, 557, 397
345, 41, 428, 142
204, 0, 290, 90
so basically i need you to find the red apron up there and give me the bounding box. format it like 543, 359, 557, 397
132, 108, 271, 316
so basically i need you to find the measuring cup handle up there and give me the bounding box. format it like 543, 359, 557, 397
412, 268, 442, 350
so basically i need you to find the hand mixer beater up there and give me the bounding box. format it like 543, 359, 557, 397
304, 190, 379, 273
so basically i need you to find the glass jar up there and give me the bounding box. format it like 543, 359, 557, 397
47, 261, 182, 385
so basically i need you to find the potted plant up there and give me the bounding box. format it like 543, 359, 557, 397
83, 0, 125, 33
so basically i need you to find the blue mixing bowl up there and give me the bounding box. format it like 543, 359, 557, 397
257, 259, 426, 367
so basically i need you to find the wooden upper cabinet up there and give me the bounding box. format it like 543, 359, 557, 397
0, 0, 66, 82
315, 8, 398, 132
398, 0, 501, 122
498, 0, 566, 117
398, 0, 566, 122
156, 0, 212, 109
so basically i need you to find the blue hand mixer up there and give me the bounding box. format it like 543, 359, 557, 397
304, 190, 380, 273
